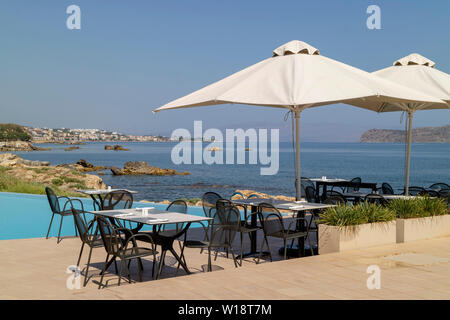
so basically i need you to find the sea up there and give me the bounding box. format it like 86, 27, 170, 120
11, 141, 450, 202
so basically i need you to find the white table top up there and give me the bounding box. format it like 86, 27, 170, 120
89, 208, 211, 225
231, 198, 335, 212
309, 178, 348, 183
77, 188, 138, 195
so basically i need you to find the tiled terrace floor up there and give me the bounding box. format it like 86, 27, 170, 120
1, 233, 449, 299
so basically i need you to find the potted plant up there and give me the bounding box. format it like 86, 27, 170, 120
317, 203, 396, 254
388, 197, 450, 243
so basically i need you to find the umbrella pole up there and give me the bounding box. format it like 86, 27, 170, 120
404, 111, 413, 195
295, 110, 301, 201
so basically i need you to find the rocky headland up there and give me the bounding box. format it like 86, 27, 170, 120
0, 141, 51, 151
0, 153, 105, 195
360, 125, 450, 143
110, 161, 189, 176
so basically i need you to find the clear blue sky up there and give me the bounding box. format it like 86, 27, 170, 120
0, 0, 449, 141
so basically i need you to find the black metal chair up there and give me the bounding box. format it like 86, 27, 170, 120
429, 183, 450, 192
45, 186, 85, 243
345, 177, 362, 193
324, 190, 346, 204
421, 190, 440, 197
103, 190, 143, 234
97, 216, 158, 289
364, 194, 388, 206
257, 203, 309, 261
438, 189, 450, 208
179, 202, 241, 272
323, 195, 346, 205
405, 186, 427, 196
214, 199, 261, 266
72, 208, 106, 287
230, 191, 245, 199
381, 182, 395, 195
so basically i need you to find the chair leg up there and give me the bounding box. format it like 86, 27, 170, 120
263, 234, 272, 262
137, 258, 143, 282
76, 242, 85, 267
229, 247, 238, 268
57, 215, 64, 244
124, 260, 131, 283
83, 246, 93, 287
46, 213, 55, 239
283, 239, 287, 260
175, 242, 187, 276
207, 247, 212, 272
118, 259, 124, 286
98, 254, 110, 289
239, 232, 244, 267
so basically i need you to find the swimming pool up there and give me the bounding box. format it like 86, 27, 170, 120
0, 192, 206, 240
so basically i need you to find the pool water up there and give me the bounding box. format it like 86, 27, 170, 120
0, 192, 206, 240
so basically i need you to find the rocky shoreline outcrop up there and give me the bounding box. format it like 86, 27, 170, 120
110, 161, 189, 176
0, 141, 51, 151
105, 144, 129, 151
0, 153, 105, 192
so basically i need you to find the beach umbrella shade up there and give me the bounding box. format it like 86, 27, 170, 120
373, 54, 450, 194
153, 40, 446, 200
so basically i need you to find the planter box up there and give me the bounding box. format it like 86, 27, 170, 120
396, 215, 450, 243
318, 221, 396, 254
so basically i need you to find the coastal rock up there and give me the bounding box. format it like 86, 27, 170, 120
231, 189, 295, 202
105, 144, 130, 151
64, 146, 79, 151
0, 140, 51, 151
110, 161, 189, 176
0, 153, 106, 192
76, 159, 94, 168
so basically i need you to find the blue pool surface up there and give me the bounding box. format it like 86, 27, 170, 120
0, 192, 206, 240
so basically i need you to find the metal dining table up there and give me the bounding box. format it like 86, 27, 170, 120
231, 198, 335, 258
89, 207, 212, 279
77, 188, 138, 210
310, 178, 378, 201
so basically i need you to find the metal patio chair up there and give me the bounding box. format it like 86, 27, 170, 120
72, 208, 106, 287
45, 186, 84, 243
97, 216, 158, 289
364, 193, 388, 206
429, 183, 450, 192
257, 203, 309, 261
381, 182, 395, 195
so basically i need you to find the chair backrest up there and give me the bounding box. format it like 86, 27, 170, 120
345, 177, 361, 192
103, 191, 133, 210
438, 189, 450, 206
202, 192, 221, 218
45, 186, 61, 214
209, 202, 240, 247
381, 182, 394, 195
230, 191, 245, 200
364, 194, 388, 206
258, 203, 284, 236
406, 186, 426, 196
97, 216, 122, 256
71, 208, 89, 243
323, 196, 345, 205
324, 190, 346, 205
429, 183, 450, 192
165, 199, 188, 233
247, 194, 260, 199
304, 186, 316, 203
301, 177, 315, 190
421, 190, 439, 197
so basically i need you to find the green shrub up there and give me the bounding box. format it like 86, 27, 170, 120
388, 197, 448, 219
0, 123, 32, 141
317, 202, 396, 227
51, 178, 63, 186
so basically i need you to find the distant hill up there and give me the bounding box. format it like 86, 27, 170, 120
0, 124, 31, 142
360, 125, 450, 143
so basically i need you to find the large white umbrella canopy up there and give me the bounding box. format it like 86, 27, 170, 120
154, 40, 446, 199
374, 53, 450, 194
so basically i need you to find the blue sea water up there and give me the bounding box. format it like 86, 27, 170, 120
9, 141, 450, 201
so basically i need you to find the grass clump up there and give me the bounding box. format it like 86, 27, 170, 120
180, 197, 201, 205
51, 178, 63, 186
388, 197, 448, 219
317, 202, 396, 227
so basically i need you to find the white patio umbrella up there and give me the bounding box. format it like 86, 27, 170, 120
153, 41, 446, 200
373, 54, 450, 195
